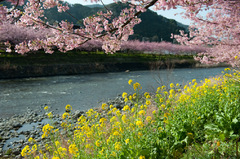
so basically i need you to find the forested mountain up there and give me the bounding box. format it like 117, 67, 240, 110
2, 1, 188, 42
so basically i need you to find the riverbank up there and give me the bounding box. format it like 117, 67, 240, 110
0, 51, 227, 79
3, 69, 239, 159
0, 96, 127, 158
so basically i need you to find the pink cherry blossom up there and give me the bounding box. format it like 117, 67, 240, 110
0, 0, 239, 66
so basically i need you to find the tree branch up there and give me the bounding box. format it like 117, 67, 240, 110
7, 0, 20, 14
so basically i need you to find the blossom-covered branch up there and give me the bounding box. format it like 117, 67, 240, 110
1, 0, 240, 66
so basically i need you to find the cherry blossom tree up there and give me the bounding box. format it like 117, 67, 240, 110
0, 0, 239, 66
0, 22, 50, 45
75, 40, 206, 54
171, 0, 240, 66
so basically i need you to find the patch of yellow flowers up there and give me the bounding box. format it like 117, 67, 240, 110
21, 68, 239, 158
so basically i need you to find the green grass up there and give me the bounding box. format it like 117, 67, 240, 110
0, 50, 194, 67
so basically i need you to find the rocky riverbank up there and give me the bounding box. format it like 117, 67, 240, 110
0, 96, 130, 158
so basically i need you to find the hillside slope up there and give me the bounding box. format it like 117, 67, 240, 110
44, 2, 188, 42
1, 1, 188, 42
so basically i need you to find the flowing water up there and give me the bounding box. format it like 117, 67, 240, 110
0, 67, 226, 118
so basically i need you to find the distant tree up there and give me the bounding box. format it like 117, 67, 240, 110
151, 35, 159, 42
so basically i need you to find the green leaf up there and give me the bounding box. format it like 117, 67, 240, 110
219, 133, 225, 141
229, 134, 239, 140
204, 124, 221, 132
232, 118, 238, 123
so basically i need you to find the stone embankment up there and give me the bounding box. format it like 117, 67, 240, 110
0, 96, 129, 158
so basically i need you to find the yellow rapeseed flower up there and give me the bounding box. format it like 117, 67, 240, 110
113, 131, 120, 136
114, 142, 121, 151
78, 115, 86, 123
123, 105, 130, 111
169, 89, 175, 94
110, 104, 114, 109
107, 110, 112, 115
110, 151, 117, 157
224, 68, 231, 71
42, 124, 54, 138
28, 137, 36, 143
125, 138, 130, 144
122, 92, 128, 98
128, 79, 133, 85
43, 154, 48, 159
116, 110, 121, 116
95, 140, 101, 147
138, 132, 143, 138
32, 144, 37, 152
99, 117, 107, 124
129, 95, 133, 100
21, 145, 31, 157
133, 93, 137, 99
62, 112, 69, 120
56, 147, 67, 158
47, 112, 53, 118
162, 85, 166, 90
146, 116, 152, 122
144, 105, 148, 109
136, 120, 144, 127
159, 98, 164, 103
122, 114, 128, 123
146, 100, 151, 105
170, 83, 174, 88
110, 116, 117, 123
102, 103, 107, 110
85, 144, 91, 149
133, 82, 142, 91
138, 110, 146, 116
86, 109, 94, 117
65, 104, 72, 111
99, 147, 106, 155
131, 107, 135, 113
69, 144, 78, 155
161, 104, 166, 109
44, 106, 48, 110
55, 141, 61, 147
146, 95, 151, 99
164, 113, 169, 118
139, 155, 145, 159
144, 92, 149, 97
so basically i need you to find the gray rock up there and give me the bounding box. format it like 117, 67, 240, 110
12, 123, 22, 129
72, 110, 84, 120
12, 148, 21, 155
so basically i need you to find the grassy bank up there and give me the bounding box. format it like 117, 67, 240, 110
0, 51, 198, 79
0, 51, 194, 66
20, 68, 240, 159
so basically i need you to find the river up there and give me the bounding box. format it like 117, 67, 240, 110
0, 67, 226, 118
